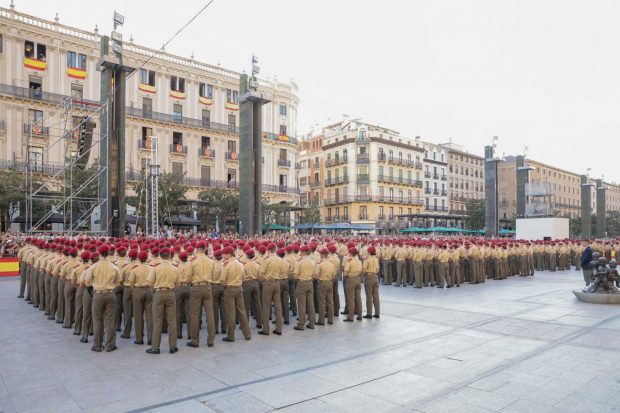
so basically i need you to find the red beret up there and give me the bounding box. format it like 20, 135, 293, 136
91, 252, 100, 260
98, 244, 110, 254
159, 248, 170, 256
245, 248, 255, 256
223, 246, 235, 255
179, 251, 188, 260
213, 249, 222, 257
285, 245, 293, 253
293, 245, 300, 253
348, 247, 357, 255
138, 251, 149, 262
196, 241, 206, 249
257, 245, 267, 254
277, 248, 285, 256
300, 245, 310, 253
151, 247, 160, 255
128, 249, 138, 258
80, 251, 90, 260
368, 246, 376, 255
328, 244, 337, 253
267, 243, 276, 251
116, 246, 127, 254
186, 246, 194, 253
277, 240, 285, 248
320, 248, 329, 255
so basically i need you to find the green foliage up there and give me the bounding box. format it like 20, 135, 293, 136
263, 197, 292, 226
127, 172, 189, 221
464, 198, 485, 230
607, 210, 620, 237
198, 188, 239, 228
0, 170, 27, 231
301, 198, 321, 231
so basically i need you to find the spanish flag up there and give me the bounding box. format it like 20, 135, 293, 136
0, 258, 19, 277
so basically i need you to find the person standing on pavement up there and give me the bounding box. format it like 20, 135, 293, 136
187, 241, 216, 348
362, 246, 380, 319
316, 248, 335, 326
220, 246, 251, 342
258, 243, 283, 336
580, 240, 594, 286
129, 251, 154, 345
242, 248, 262, 330
294, 246, 316, 331
146, 248, 181, 354
175, 251, 193, 340
343, 247, 363, 322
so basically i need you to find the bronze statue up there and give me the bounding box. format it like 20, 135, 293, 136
583, 258, 620, 293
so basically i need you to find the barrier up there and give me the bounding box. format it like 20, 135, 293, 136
0, 258, 19, 276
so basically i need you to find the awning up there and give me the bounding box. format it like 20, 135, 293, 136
12, 213, 65, 224
263, 223, 290, 231
163, 215, 202, 226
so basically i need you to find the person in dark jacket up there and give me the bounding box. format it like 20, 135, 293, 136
580, 241, 594, 286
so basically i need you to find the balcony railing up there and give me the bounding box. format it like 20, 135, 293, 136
377, 175, 423, 187
414, 161, 423, 169
325, 176, 349, 186
424, 188, 431, 194
441, 189, 448, 196
0, 159, 66, 176
440, 174, 447, 180
325, 157, 347, 167
262, 184, 300, 195
310, 180, 321, 188
433, 189, 440, 195
356, 153, 370, 164
378, 214, 386, 220
387, 157, 416, 167
433, 173, 440, 179
225, 151, 239, 161
277, 159, 291, 167
426, 205, 450, 212
262, 132, 299, 145
126, 106, 239, 134
357, 173, 369, 183
378, 153, 387, 162
170, 144, 188, 154
357, 137, 370, 144
0, 83, 102, 110
323, 195, 424, 206
198, 147, 215, 158
424, 171, 432, 178
23, 123, 50, 137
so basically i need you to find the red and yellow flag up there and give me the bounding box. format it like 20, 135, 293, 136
0, 258, 19, 277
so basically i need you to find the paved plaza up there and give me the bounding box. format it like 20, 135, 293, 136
1, 270, 620, 413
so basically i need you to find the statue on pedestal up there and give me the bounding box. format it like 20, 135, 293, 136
583, 258, 620, 294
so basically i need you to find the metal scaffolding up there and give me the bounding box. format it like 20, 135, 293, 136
25, 98, 108, 235
145, 136, 160, 238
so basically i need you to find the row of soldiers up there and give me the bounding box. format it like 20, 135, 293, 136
16, 236, 381, 353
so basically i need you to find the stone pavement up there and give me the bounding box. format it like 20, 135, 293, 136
1, 270, 620, 413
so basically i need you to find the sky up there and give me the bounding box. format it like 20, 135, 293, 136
11, 0, 620, 183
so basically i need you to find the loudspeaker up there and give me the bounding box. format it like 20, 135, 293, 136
76, 117, 95, 170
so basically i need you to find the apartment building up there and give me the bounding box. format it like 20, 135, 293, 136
298, 132, 324, 208
442, 143, 484, 216
321, 119, 424, 234
0, 5, 300, 209
421, 142, 449, 217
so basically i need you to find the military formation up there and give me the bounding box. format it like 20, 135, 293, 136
15, 235, 601, 354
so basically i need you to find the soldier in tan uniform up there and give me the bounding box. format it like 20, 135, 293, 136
316, 248, 335, 325
328, 244, 341, 316
276, 248, 291, 325
130, 251, 154, 345
175, 251, 193, 339
62, 248, 81, 329
294, 246, 316, 331
211, 249, 226, 335
258, 243, 283, 336
436, 245, 450, 288
423, 245, 435, 287
187, 241, 216, 348
284, 246, 298, 317
242, 248, 262, 329
220, 246, 251, 342
69, 251, 90, 336
116, 247, 133, 339
382, 242, 394, 285
147, 248, 180, 354
362, 246, 380, 318
343, 247, 362, 322
395, 243, 408, 287
79, 252, 97, 343
85, 245, 122, 352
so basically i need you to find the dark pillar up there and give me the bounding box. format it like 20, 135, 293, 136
484, 145, 500, 237
580, 175, 593, 239
98, 35, 133, 237
239, 70, 270, 235
596, 179, 607, 238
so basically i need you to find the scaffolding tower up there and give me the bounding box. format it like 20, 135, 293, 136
25, 97, 108, 235
145, 136, 160, 238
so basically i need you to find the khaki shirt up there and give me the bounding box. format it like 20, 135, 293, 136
243, 260, 260, 282
438, 250, 450, 263
69, 263, 88, 284
260, 255, 282, 281
123, 261, 139, 284
129, 263, 153, 287
317, 259, 335, 281
178, 261, 193, 283
212, 260, 223, 283
278, 259, 289, 280
86, 259, 122, 291
221, 258, 244, 287
77, 264, 92, 286
285, 254, 297, 278
329, 254, 340, 279
296, 257, 315, 281
62, 257, 80, 279
362, 256, 380, 274
395, 247, 408, 261
192, 254, 214, 284
344, 256, 362, 277
147, 259, 180, 289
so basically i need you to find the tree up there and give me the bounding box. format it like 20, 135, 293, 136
0, 170, 27, 232
263, 198, 292, 227
197, 188, 239, 229
301, 198, 321, 232
464, 199, 485, 230
607, 210, 620, 237
127, 172, 189, 221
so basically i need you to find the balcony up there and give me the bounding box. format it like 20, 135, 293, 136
262, 132, 299, 145
426, 205, 450, 212
126, 107, 239, 134
424, 171, 432, 178
433, 189, 440, 195
414, 161, 423, 169
310, 180, 321, 188
198, 147, 215, 159
225, 151, 239, 161
23, 123, 49, 137
433, 173, 440, 179
262, 184, 301, 195
378, 152, 387, 162
0, 159, 65, 176
359, 214, 369, 220
440, 174, 448, 181
356, 153, 370, 164
325, 176, 349, 186
325, 157, 347, 167
174, 176, 300, 194
377, 175, 423, 187
357, 173, 370, 184
0, 83, 102, 110
138, 139, 152, 150
277, 159, 291, 168
378, 214, 386, 220
441, 189, 448, 196
424, 188, 431, 194
170, 144, 188, 155
357, 136, 370, 145
323, 195, 424, 206
0, 120, 4, 133
387, 157, 416, 167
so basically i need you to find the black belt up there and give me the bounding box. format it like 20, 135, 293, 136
192, 282, 209, 286
95, 289, 114, 294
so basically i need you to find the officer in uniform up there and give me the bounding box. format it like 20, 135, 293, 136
147, 248, 180, 354
211, 249, 226, 334
285, 246, 298, 317
187, 241, 216, 348
316, 247, 335, 325
79, 252, 96, 343
259, 243, 283, 336
276, 248, 291, 325
85, 244, 122, 352
362, 246, 380, 318
62, 248, 80, 329
130, 251, 154, 345
328, 244, 341, 317
437, 244, 450, 288
294, 245, 316, 331
395, 242, 407, 287
242, 248, 262, 329
220, 246, 251, 342
343, 247, 362, 322
175, 251, 193, 339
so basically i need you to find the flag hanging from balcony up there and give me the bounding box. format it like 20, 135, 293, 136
0, 258, 19, 277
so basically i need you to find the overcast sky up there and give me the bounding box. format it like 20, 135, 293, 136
13, 0, 620, 183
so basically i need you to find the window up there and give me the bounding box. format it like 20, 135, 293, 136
279, 124, 287, 136
227, 114, 236, 131
227, 169, 237, 185
140, 69, 156, 86
170, 76, 185, 93
25, 40, 46, 61
343, 206, 348, 219
70, 84, 83, 100
389, 188, 394, 201
28, 146, 43, 168
201, 165, 211, 185
67, 51, 86, 70
279, 174, 288, 187
359, 206, 368, 220
279, 149, 287, 161
172, 162, 184, 177
142, 98, 153, 118
343, 149, 348, 161
29, 75, 42, 99
201, 136, 211, 149
173, 104, 183, 122
328, 208, 332, 220
202, 109, 210, 126
28, 109, 43, 125
0, 34, 3, 53
279, 103, 287, 115
389, 207, 394, 219
228, 140, 237, 154
142, 127, 153, 145
199, 82, 213, 98
226, 89, 239, 104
